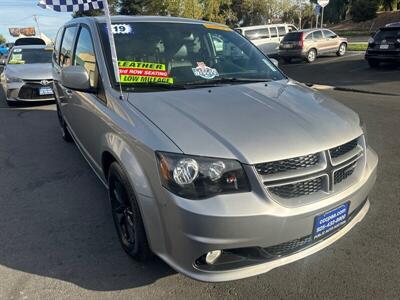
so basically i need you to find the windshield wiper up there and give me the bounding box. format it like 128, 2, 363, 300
184, 77, 273, 88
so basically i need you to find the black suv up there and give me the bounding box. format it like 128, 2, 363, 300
365, 22, 400, 68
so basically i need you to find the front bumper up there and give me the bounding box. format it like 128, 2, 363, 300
143, 147, 378, 282
365, 50, 400, 62
278, 49, 305, 58
4, 80, 55, 102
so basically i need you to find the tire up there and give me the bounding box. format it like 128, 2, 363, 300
337, 43, 347, 56
306, 49, 317, 63
6, 100, 15, 107
108, 162, 152, 261
368, 59, 380, 68
56, 102, 73, 142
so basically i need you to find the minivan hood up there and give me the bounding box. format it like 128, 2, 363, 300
5, 63, 52, 81
127, 80, 362, 164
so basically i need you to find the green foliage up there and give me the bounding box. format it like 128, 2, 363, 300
324, 0, 350, 24
381, 0, 395, 10
350, 0, 379, 22
0, 34, 6, 45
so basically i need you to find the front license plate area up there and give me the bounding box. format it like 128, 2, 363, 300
39, 87, 53, 95
313, 202, 350, 240
380, 44, 389, 49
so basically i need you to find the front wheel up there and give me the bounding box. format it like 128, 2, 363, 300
306, 49, 317, 63
337, 43, 347, 56
108, 162, 152, 261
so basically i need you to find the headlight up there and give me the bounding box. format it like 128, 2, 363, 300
6, 77, 23, 83
368, 37, 374, 44
156, 152, 250, 199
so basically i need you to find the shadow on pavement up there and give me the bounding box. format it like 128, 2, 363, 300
280, 53, 400, 95
0, 97, 175, 291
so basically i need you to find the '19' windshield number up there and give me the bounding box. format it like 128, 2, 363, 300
112, 24, 132, 35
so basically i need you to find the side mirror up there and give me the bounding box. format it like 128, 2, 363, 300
61, 65, 94, 92
331, 35, 338, 39
270, 58, 279, 67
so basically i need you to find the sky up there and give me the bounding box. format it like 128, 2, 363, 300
0, 0, 73, 42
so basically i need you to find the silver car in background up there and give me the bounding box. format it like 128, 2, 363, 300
53, 16, 377, 282
0, 45, 54, 105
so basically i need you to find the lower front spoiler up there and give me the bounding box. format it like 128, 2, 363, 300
165, 199, 370, 282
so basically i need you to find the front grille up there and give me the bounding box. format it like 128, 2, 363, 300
263, 198, 367, 256
269, 176, 323, 198
334, 161, 357, 184
255, 153, 319, 175
329, 138, 358, 159
18, 84, 54, 100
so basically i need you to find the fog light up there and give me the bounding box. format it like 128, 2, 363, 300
205, 250, 222, 264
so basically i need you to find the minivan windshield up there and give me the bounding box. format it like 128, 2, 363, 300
8, 48, 52, 64
99, 22, 285, 91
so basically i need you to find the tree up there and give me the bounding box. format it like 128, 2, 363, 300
350, 0, 378, 22
118, 0, 147, 15
0, 34, 6, 45
381, 0, 394, 11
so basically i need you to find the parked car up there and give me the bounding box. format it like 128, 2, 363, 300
0, 45, 54, 105
0, 42, 14, 56
53, 16, 377, 282
279, 29, 348, 63
235, 24, 298, 56
365, 22, 400, 68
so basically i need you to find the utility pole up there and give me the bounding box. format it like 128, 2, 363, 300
33, 15, 41, 36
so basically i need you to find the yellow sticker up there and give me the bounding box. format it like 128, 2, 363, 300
118, 61, 166, 71
120, 75, 174, 85
203, 24, 232, 32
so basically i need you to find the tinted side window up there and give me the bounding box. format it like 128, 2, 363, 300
245, 28, 269, 40
60, 26, 77, 68
53, 27, 64, 65
305, 33, 313, 40
323, 30, 336, 38
313, 31, 323, 40
74, 26, 98, 88
270, 27, 278, 38
277, 26, 286, 36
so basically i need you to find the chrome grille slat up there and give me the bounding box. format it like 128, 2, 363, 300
255, 136, 365, 204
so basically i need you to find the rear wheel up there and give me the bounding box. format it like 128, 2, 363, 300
56, 103, 72, 142
306, 49, 317, 63
108, 162, 152, 261
337, 43, 347, 56
368, 59, 380, 68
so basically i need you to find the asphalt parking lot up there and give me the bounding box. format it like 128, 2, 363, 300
0, 54, 399, 299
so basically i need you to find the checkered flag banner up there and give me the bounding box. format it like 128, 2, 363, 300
37, 0, 104, 12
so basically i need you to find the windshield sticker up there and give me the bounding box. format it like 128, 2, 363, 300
203, 24, 232, 32
118, 61, 174, 84
112, 24, 133, 35
192, 62, 219, 79
262, 59, 277, 71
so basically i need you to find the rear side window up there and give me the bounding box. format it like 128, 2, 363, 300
74, 26, 98, 89
60, 26, 78, 68
313, 31, 323, 40
270, 27, 278, 38
277, 26, 286, 36
282, 32, 303, 41
288, 25, 297, 32
245, 28, 269, 40
53, 27, 64, 65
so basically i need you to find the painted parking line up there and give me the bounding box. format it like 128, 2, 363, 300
284, 52, 363, 67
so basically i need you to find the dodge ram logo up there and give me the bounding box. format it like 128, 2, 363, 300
41, 80, 50, 86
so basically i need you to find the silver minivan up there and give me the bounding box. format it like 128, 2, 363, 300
235, 24, 298, 56
53, 16, 377, 282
